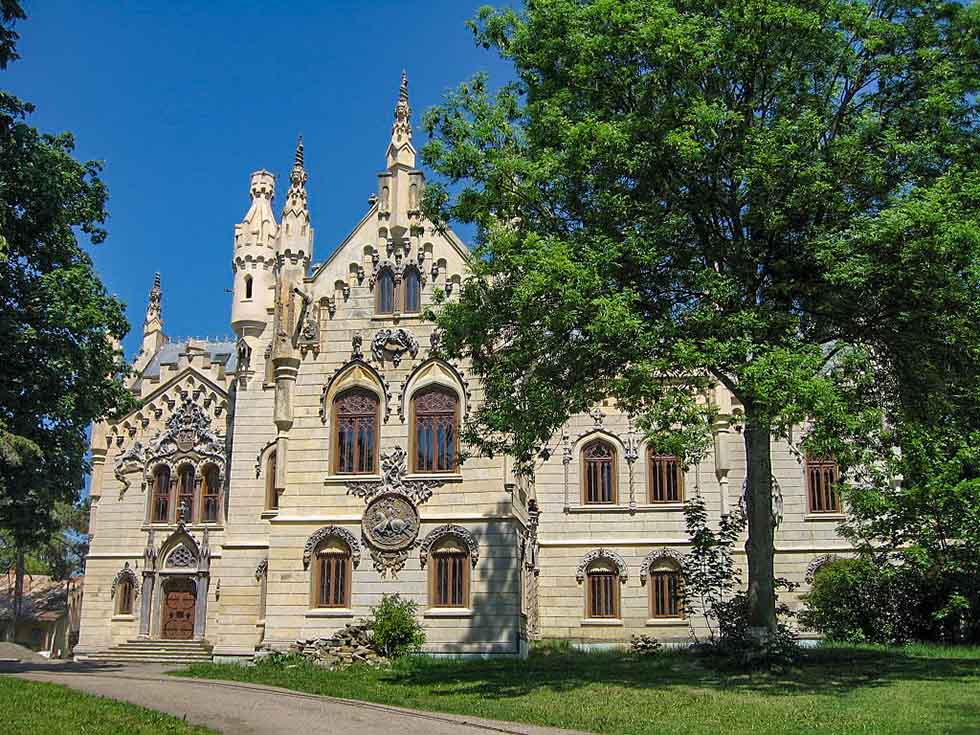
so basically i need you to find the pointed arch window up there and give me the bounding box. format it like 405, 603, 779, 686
151, 466, 172, 523
582, 439, 616, 504
585, 559, 619, 618
376, 270, 395, 315
244, 274, 253, 299
649, 559, 684, 619
333, 389, 379, 474
403, 267, 421, 313
265, 450, 278, 511
177, 464, 196, 522
412, 387, 458, 474
806, 456, 841, 513
116, 579, 134, 616
648, 450, 683, 503
312, 538, 352, 608
201, 464, 221, 523
430, 536, 470, 608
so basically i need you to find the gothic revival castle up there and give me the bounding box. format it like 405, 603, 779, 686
77, 75, 852, 661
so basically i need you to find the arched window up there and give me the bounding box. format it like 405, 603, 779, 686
116, 579, 134, 616
265, 450, 278, 511
312, 538, 352, 608
649, 560, 683, 619
648, 450, 683, 503
582, 439, 616, 504
430, 536, 470, 608
376, 270, 395, 315
806, 456, 841, 513
585, 559, 620, 619
244, 274, 253, 299
333, 389, 379, 474
151, 466, 171, 523
201, 464, 221, 523
177, 464, 196, 522
412, 387, 458, 474
403, 267, 421, 313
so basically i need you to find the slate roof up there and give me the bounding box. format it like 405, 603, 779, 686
139, 340, 238, 382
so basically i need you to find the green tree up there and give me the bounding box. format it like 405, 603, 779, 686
0, 3, 132, 623
422, 0, 980, 638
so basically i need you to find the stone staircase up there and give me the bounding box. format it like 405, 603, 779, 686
81, 639, 213, 665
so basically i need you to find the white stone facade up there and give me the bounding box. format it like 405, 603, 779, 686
76, 74, 853, 660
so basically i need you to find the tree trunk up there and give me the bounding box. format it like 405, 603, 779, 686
13, 548, 25, 630
743, 409, 777, 639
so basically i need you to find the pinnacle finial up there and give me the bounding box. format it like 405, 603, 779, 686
400, 69, 408, 103
145, 272, 162, 327
153, 272, 161, 290
391, 69, 413, 147
294, 135, 304, 168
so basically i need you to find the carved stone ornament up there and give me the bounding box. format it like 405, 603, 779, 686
371, 328, 419, 366
347, 446, 445, 505
110, 562, 140, 599
362, 493, 421, 578
236, 337, 252, 373
639, 548, 687, 585
418, 524, 479, 568
113, 440, 146, 497
575, 548, 628, 584
166, 545, 197, 568
302, 526, 362, 570
805, 554, 841, 584
320, 358, 393, 423
255, 558, 268, 580
144, 398, 225, 469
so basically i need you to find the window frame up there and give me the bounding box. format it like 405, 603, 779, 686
150, 465, 172, 524
410, 385, 459, 474
311, 540, 352, 609
429, 537, 470, 609
648, 450, 684, 504
331, 388, 381, 475
403, 266, 421, 314
581, 439, 618, 505
200, 464, 221, 523
265, 450, 278, 511
585, 564, 620, 619
649, 566, 684, 619
375, 269, 396, 315
176, 463, 196, 523
805, 456, 842, 514
116, 579, 134, 616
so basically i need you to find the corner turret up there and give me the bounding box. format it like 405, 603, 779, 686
231, 170, 278, 337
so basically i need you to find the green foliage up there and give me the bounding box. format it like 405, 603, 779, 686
681, 494, 745, 642
702, 590, 800, 670
0, 6, 133, 560
366, 594, 425, 658
801, 556, 978, 644
422, 0, 980, 634
628, 633, 662, 656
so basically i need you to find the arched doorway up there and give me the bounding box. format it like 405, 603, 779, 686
161, 577, 197, 640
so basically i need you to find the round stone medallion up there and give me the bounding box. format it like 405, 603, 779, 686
362, 493, 420, 551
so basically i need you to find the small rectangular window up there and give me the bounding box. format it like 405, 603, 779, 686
806, 458, 841, 513
649, 453, 683, 503
651, 571, 683, 618
434, 552, 467, 607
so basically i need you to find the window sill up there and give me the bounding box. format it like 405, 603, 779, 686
580, 618, 624, 627
256, 620, 266, 627
141, 523, 224, 531
370, 314, 423, 322
804, 513, 846, 521
565, 504, 684, 513
305, 608, 354, 618
324, 474, 381, 485
645, 618, 686, 627
404, 473, 463, 483
424, 608, 473, 618
111, 615, 136, 622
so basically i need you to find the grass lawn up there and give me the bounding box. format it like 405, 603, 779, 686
177, 642, 980, 735
0, 676, 215, 735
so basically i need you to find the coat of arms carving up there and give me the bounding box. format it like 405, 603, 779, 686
362, 494, 420, 578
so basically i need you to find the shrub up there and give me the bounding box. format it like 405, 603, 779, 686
367, 594, 425, 658
629, 634, 662, 656
706, 590, 799, 669
800, 555, 951, 645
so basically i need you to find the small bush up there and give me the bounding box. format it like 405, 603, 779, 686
367, 594, 425, 658
699, 591, 799, 670
629, 634, 662, 656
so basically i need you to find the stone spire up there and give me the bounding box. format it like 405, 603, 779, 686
281, 135, 309, 229
386, 70, 416, 168
140, 272, 166, 359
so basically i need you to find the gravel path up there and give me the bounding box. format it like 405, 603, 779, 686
1, 661, 591, 735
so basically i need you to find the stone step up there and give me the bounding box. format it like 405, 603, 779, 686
86, 656, 213, 664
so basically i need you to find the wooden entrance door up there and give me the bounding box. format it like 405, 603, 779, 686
162, 577, 196, 640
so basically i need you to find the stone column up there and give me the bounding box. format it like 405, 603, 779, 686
193, 574, 210, 640
138, 573, 155, 638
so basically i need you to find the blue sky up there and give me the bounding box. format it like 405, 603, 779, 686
5, 1, 509, 358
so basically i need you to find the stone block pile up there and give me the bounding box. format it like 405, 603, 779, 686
290, 622, 388, 669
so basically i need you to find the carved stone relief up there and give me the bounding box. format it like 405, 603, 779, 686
371, 328, 419, 367
303, 526, 362, 570
361, 494, 420, 578
418, 524, 479, 568
639, 548, 687, 585
346, 446, 445, 505
575, 548, 628, 583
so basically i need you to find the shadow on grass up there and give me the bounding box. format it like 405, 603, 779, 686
366, 645, 980, 701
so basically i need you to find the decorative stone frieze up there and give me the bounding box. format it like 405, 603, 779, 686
303, 526, 361, 570
575, 548, 628, 584
362, 494, 420, 580
639, 548, 687, 585
110, 562, 140, 599
418, 524, 479, 568
346, 446, 445, 505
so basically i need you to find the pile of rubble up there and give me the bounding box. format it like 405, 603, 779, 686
290, 622, 388, 669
